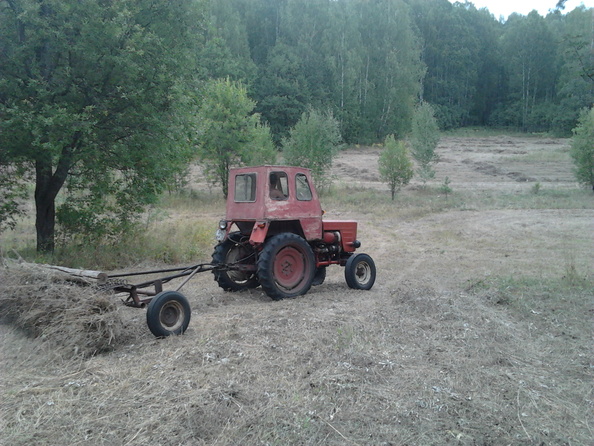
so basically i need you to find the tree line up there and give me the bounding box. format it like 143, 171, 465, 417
0, 0, 592, 252
203, 0, 593, 141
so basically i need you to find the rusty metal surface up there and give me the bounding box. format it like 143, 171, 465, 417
104, 263, 229, 308
225, 166, 324, 244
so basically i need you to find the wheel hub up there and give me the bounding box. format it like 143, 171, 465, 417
160, 302, 183, 329
274, 246, 305, 289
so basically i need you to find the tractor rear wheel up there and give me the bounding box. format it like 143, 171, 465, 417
146, 291, 191, 337
345, 253, 376, 290
257, 233, 315, 300
212, 232, 259, 291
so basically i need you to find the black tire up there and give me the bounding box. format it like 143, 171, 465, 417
257, 233, 316, 300
212, 232, 259, 291
146, 291, 191, 337
312, 266, 327, 286
345, 253, 376, 290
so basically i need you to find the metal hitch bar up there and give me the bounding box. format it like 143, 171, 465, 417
106, 262, 231, 308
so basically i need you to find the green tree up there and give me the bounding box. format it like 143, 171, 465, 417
498, 12, 558, 132
255, 43, 308, 145
199, 0, 257, 84
0, 0, 206, 252
196, 78, 276, 197
548, 6, 594, 135
282, 107, 342, 190
570, 107, 594, 190
378, 135, 413, 200
410, 102, 440, 185
410, 0, 503, 129
246, 121, 277, 166
355, 0, 424, 141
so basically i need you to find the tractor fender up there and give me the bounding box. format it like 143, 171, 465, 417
249, 220, 269, 245
250, 218, 322, 245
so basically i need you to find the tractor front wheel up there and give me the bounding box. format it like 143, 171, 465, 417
146, 291, 191, 337
345, 253, 376, 290
257, 233, 315, 300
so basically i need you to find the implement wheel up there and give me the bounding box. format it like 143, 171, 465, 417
212, 232, 259, 291
146, 291, 191, 337
345, 253, 376, 290
257, 233, 315, 300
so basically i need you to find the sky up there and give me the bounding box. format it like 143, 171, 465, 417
449, 0, 593, 20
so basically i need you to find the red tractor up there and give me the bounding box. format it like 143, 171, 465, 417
213, 165, 376, 299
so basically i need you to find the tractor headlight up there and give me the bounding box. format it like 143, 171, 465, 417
216, 220, 228, 241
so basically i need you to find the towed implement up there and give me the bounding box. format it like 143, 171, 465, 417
80, 165, 377, 337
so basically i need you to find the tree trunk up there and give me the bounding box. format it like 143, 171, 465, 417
34, 144, 76, 253
35, 160, 58, 253
35, 198, 56, 253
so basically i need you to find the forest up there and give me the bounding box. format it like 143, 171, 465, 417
201, 0, 593, 142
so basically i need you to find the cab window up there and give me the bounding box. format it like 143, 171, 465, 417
234, 173, 256, 202
295, 173, 313, 201
269, 172, 289, 200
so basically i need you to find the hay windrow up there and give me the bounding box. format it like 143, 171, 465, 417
0, 259, 126, 357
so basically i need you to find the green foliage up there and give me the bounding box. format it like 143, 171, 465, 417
531, 182, 542, 195
198, 0, 257, 83
570, 107, 594, 190
255, 43, 309, 145
0, 0, 207, 251
244, 121, 278, 166
378, 135, 414, 200
499, 12, 558, 132
410, 1, 495, 128
236, 0, 423, 144
439, 176, 453, 198
0, 164, 28, 232
282, 107, 342, 190
69, 0, 593, 146
410, 102, 440, 185
195, 78, 276, 197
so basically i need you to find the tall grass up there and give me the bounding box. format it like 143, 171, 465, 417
1, 189, 225, 271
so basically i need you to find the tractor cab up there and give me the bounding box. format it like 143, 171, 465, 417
218, 166, 324, 245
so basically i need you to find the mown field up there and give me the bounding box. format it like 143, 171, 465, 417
1, 135, 592, 445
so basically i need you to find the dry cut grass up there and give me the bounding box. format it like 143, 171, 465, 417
0, 274, 591, 445
0, 136, 592, 445
0, 259, 129, 358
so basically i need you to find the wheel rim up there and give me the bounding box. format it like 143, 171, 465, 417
226, 244, 255, 284
273, 245, 307, 290
159, 301, 185, 331
354, 260, 372, 286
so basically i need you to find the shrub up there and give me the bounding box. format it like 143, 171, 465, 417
378, 135, 413, 200
410, 102, 440, 185
570, 107, 594, 191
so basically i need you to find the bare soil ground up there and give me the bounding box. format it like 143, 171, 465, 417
333, 135, 577, 191
1, 136, 592, 445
